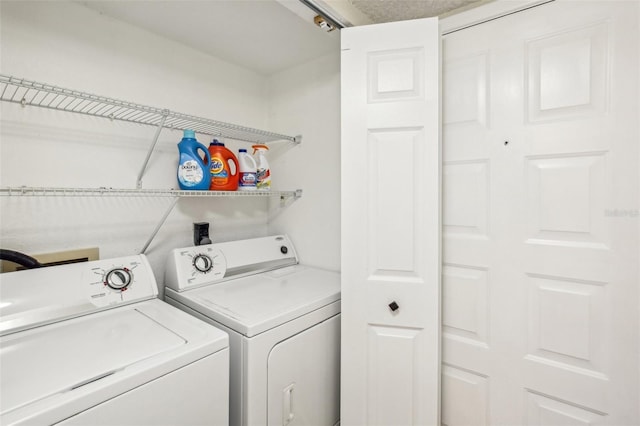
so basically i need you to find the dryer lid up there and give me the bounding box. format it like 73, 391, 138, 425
175, 265, 341, 337
0, 306, 185, 415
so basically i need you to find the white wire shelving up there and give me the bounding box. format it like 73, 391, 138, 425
0, 74, 303, 253
0, 74, 300, 144
0, 74, 302, 189
0, 186, 303, 253
0, 186, 302, 199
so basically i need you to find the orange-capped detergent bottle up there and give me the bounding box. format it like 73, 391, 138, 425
207, 139, 239, 191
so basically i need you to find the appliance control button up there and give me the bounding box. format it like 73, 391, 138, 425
193, 254, 213, 273
280, 246, 288, 254
105, 268, 132, 290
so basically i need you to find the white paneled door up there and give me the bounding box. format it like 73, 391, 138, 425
341, 18, 440, 426
442, 1, 639, 425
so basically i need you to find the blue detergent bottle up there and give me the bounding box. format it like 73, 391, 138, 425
177, 129, 211, 190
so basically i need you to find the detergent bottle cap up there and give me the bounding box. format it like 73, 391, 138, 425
239, 148, 247, 153
210, 138, 225, 146
183, 129, 196, 139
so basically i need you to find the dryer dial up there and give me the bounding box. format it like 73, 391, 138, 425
193, 254, 213, 273
105, 268, 132, 291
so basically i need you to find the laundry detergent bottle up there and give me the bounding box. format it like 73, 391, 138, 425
208, 139, 239, 191
237, 149, 257, 191
252, 144, 271, 190
177, 129, 211, 190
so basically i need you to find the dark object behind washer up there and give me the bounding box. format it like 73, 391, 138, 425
0, 249, 43, 270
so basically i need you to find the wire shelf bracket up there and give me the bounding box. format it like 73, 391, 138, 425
137, 111, 168, 189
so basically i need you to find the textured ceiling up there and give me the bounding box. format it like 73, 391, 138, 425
349, 0, 488, 23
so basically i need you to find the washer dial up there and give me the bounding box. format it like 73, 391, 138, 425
105, 268, 132, 290
193, 254, 213, 273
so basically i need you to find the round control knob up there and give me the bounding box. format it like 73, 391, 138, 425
105, 268, 132, 290
193, 254, 213, 273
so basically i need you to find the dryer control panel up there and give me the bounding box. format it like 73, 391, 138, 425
165, 235, 298, 292
165, 245, 228, 291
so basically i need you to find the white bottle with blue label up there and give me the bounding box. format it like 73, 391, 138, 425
238, 149, 257, 191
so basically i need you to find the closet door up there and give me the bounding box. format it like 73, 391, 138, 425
341, 18, 440, 426
441, 1, 639, 424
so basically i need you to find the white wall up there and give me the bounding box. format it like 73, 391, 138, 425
0, 1, 274, 282
267, 51, 341, 271
0, 0, 343, 284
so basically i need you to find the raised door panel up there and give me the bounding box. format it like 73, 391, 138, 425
526, 392, 605, 426
527, 22, 608, 123
442, 366, 489, 426
366, 326, 426, 426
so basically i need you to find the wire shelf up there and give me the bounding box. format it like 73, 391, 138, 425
0, 186, 302, 199
0, 74, 300, 144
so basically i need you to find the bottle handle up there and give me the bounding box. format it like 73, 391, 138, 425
228, 158, 238, 177
198, 146, 211, 165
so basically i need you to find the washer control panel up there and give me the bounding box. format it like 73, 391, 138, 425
1, 254, 158, 336
86, 257, 158, 308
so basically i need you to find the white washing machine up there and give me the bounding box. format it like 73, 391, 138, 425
164, 235, 340, 426
0, 254, 229, 425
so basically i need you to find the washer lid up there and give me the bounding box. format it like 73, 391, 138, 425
1, 306, 185, 415
175, 265, 341, 337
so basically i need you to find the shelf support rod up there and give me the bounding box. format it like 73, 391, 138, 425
140, 196, 179, 254
137, 110, 169, 189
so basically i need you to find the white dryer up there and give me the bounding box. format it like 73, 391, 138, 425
164, 235, 340, 426
0, 254, 229, 425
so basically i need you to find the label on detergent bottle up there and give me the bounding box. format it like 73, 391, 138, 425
252, 144, 271, 190
210, 156, 229, 184
237, 148, 257, 191
239, 172, 257, 188
256, 168, 270, 189
178, 155, 204, 188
